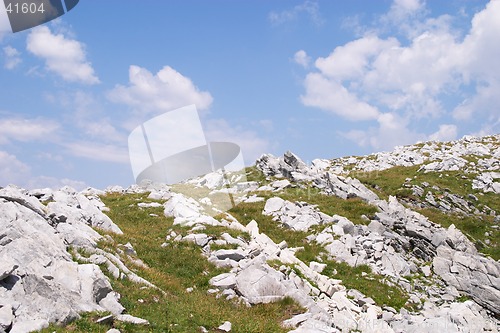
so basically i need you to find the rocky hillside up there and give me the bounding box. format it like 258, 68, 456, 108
0, 134, 499, 333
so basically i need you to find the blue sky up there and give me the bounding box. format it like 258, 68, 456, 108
0, 0, 498, 190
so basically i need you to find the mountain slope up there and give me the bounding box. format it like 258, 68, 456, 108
1, 134, 498, 333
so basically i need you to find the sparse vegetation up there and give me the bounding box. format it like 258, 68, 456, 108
42, 192, 305, 333
353, 165, 499, 260
321, 260, 410, 311
278, 187, 379, 226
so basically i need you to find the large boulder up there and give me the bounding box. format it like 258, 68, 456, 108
0, 187, 125, 332
433, 246, 500, 315
235, 264, 288, 304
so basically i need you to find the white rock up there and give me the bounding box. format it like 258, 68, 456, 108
0, 304, 14, 332
209, 273, 236, 290
263, 197, 285, 214
218, 321, 232, 332
137, 202, 163, 208
115, 314, 149, 325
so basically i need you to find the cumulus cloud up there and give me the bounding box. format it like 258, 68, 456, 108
293, 50, 311, 68
108, 65, 213, 115
0, 150, 31, 186
26, 26, 100, 84
301, 73, 379, 121
269, 1, 324, 26
315, 36, 398, 81
0, 117, 59, 144
428, 124, 458, 142
342, 112, 423, 150
301, 0, 500, 150
3, 46, 22, 69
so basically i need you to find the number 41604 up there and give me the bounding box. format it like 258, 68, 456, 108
6, 2, 45, 14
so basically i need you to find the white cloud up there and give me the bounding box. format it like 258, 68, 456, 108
269, 1, 324, 26
342, 112, 424, 151
387, 0, 425, 21
0, 149, 86, 190
293, 50, 311, 68
26, 26, 100, 84
108, 65, 213, 115
3, 46, 22, 69
0, 150, 31, 186
204, 119, 270, 165
301, 73, 379, 121
453, 81, 500, 121
301, 0, 500, 148
315, 36, 398, 81
64, 141, 129, 164
460, 0, 500, 81
428, 124, 458, 141
0, 117, 59, 144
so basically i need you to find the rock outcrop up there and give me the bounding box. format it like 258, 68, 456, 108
0, 186, 151, 333
1, 134, 498, 332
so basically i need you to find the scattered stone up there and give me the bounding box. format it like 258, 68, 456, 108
106, 329, 121, 333
96, 314, 114, 325
115, 314, 149, 325
217, 321, 232, 332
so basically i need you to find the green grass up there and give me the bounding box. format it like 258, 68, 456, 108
353, 165, 499, 260
321, 260, 410, 311
224, 200, 325, 265
247, 167, 379, 226
43, 192, 304, 333
278, 187, 378, 226
417, 208, 499, 260
245, 166, 269, 184
353, 166, 421, 199
225, 197, 410, 311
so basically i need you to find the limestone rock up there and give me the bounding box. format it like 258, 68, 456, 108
433, 246, 500, 315
217, 321, 232, 332
235, 264, 287, 304
115, 314, 149, 325
0, 186, 130, 332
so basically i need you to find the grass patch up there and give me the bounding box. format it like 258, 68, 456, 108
226, 200, 326, 265
44, 192, 305, 333
353, 166, 421, 199
278, 187, 378, 226
353, 165, 499, 260
209, 242, 240, 251
322, 260, 409, 311
417, 208, 499, 260
245, 166, 269, 184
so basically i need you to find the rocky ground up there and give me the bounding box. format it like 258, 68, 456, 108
0, 134, 499, 332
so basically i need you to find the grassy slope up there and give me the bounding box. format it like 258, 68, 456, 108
42, 160, 498, 331
43, 192, 303, 333
228, 172, 410, 311
355, 167, 499, 260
